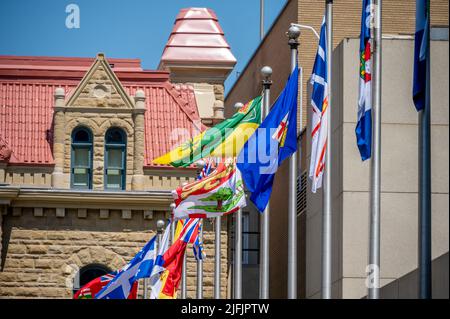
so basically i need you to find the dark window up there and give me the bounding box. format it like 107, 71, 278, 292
73, 263, 111, 296
71, 127, 93, 189
230, 210, 260, 265
104, 127, 126, 190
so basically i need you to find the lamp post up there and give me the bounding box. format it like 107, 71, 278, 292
259, 65, 272, 299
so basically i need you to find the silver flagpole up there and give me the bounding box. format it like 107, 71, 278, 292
322, 0, 333, 299
234, 208, 243, 299
418, 0, 432, 300
181, 250, 187, 299
368, 0, 382, 299
233, 102, 244, 299
260, 0, 264, 40
193, 162, 205, 299
287, 24, 300, 300
215, 216, 221, 298
259, 65, 272, 299
196, 219, 204, 299
156, 219, 164, 299
213, 157, 221, 299
143, 279, 148, 299
170, 203, 176, 244
179, 182, 188, 299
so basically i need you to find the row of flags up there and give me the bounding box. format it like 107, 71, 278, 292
74, 218, 204, 299
74, 0, 431, 299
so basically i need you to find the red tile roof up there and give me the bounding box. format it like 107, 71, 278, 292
0, 55, 204, 167
160, 8, 236, 66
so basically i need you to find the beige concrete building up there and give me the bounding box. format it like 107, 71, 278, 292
225, 0, 448, 298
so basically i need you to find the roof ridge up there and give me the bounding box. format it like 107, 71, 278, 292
163, 82, 205, 132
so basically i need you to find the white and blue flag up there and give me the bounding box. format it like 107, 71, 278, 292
309, 17, 329, 193
356, 0, 373, 161
95, 235, 157, 299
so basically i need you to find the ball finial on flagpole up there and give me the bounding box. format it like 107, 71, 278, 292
195, 160, 206, 169
287, 25, 301, 40
261, 66, 272, 79
156, 219, 165, 233
234, 102, 244, 109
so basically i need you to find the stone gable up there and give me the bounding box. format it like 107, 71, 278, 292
66, 53, 134, 110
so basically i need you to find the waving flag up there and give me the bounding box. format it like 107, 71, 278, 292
356, 0, 373, 161
413, 0, 430, 111
237, 67, 299, 212
95, 236, 156, 299
192, 219, 205, 260
309, 18, 329, 193
172, 161, 246, 219
74, 272, 138, 299
152, 97, 262, 167
175, 218, 206, 261
149, 218, 201, 299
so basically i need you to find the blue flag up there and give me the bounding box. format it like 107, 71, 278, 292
95, 235, 157, 299
356, 0, 373, 161
413, 0, 429, 111
237, 68, 299, 212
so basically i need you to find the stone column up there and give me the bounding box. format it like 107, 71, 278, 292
212, 84, 225, 124
0, 206, 3, 257
51, 88, 66, 188
0, 163, 6, 183
131, 90, 146, 190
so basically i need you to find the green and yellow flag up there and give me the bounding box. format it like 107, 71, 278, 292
153, 96, 262, 167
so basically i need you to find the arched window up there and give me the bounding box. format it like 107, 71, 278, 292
73, 263, 112, 297
104, 127, 126, 190
71, 127, 93, 189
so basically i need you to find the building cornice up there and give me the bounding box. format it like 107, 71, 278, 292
0, 186, 173, 210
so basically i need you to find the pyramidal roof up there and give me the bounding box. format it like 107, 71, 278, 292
159, 8, 236, 67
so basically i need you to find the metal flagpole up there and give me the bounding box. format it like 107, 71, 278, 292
233, 102, 244, 299
191, 163, 205, 300
151, 219, 164, 299
322, 0, 333, 299
157, 219, 165, 248
419, 0, 431, 299
179, 182, 188, 299
181, 250, 187, 299
170, 203, 176, 244
196, 219, 204, 299
368, 0, 382, 299
259, 66, 272, 299
234, 208, 243, 299
287, 24, 300, 300
215, 216, 221, 298
143, 278, 148, 299
212, 158, 221, 299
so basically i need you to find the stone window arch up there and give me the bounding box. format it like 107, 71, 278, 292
73, 263, 112, 297
71, 126, 93, 189
104, 127, 127, 190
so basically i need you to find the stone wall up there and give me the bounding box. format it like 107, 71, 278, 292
0, 207, 228, 299
1, 166, 52, 187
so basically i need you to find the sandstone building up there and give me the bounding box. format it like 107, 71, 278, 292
0, 8, 236, 299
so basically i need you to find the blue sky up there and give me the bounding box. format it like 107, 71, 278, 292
0, 0, 287, 95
